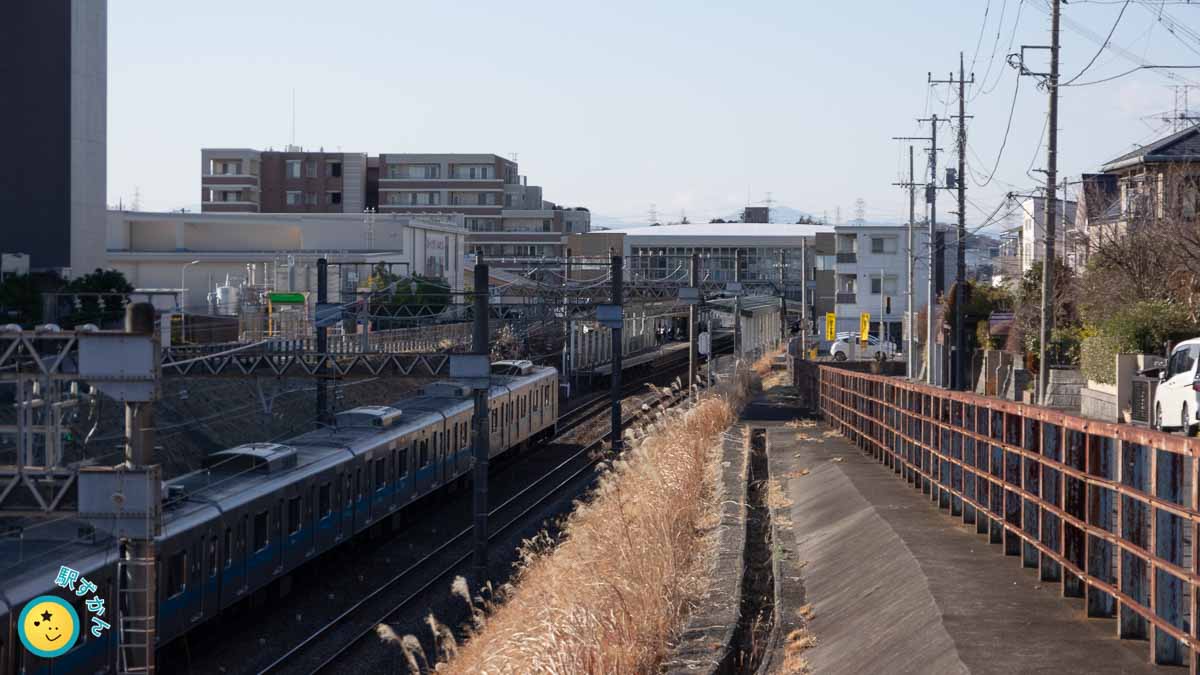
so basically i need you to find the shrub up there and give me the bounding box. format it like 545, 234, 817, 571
1080, 332, 1133, 385
1079, 300, 1197, 384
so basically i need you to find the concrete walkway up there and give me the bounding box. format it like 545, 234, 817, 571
746, 391, 1172, 675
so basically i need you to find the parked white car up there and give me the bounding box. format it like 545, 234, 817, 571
1155, 338, 1200, 435
829, 334, 897, 362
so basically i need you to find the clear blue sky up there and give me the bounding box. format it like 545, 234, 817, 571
108, 0, 1200, 229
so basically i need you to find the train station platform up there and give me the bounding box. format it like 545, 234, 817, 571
746, 389, 1169, 675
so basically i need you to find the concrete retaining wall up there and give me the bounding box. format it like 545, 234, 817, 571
662, 426, 747, 673
1081, 387, 1118, 422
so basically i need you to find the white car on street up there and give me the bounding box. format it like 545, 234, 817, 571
1156, 338, 1200, 435
829, 334, 897, 362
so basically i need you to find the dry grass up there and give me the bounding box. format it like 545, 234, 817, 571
782, 627, 818, 673
434, 371, 756, 674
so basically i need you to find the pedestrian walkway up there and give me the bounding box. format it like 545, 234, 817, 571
746, 389, 1170, 675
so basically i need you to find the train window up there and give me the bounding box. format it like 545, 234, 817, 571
419, 439, 429, 467
374, 457, 386, 490
224, 528, 233, 568
356, 468, 363, 500
253, 511, 268, 552
345, 474, 353, 507
167, 550, 187, 598
398, 448, 409, 477
319, 483, 332, 517
209, 537, 218, 578
288, 497, 302, 534
238, 517, 247, 556
491, 409, 497, 432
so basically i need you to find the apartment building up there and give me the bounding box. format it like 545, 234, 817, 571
201, 148, 589, 267
1019, 196, 1078, 273
201, 147, 368, 214
831, 224, 953, 344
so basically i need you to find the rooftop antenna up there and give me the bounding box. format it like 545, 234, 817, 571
763, 191, 775, 223
647, 203, 658, 225
290, 88, 296, 146
509, 152, 519, 163
132, 186, 141, 212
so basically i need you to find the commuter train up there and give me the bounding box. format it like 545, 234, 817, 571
0, 361, 558, 675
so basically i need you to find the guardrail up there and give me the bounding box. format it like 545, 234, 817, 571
819, 366, 1199, 667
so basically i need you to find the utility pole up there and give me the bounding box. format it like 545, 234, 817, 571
930, 57, 974, 390
892, 142, 923, 379
733, 249, 742, 360
779, 250, 787, 344
907, 146, 916, 377
902, 113, 947, 385
689, 253, 699, 393
316, 258, 328, 425
800, 239, 808, 358
121, 302, 159, 675
610, 255, 624, 453
471, 262, 490, 579
1039, 0, 1061, 405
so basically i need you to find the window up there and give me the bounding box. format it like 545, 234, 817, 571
477, 193, 497, 206
304, 192, 318, 206
419, 439, 429, 467
870, 277, 882, 294
167, 550, 187, 597
505, 194, 514, 207
328, 191, 343, 205
356, 468, 363, 499
224, 528, 232, 568
542, 219, 552, 232
288, 496, 302, 534
374, 457, 386, 490
285, 160, 302, 178
344, 474, 353, 506
871, 237, 898, 254
326, 161, 343, 178
253, 510, 268, 552
398, 448, 409, 477
305, 160, 317, 178
491, 409, 497, 432
286, 191, 302, 206
318, 483, 331, 518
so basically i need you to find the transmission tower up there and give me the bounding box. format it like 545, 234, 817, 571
648, 203, 659, 225
853, 198, 866, 226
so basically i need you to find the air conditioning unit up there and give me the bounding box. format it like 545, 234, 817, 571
336, 406, 403, 428
423, 381, 473, 398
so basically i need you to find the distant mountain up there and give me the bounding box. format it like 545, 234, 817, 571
591, 204, 908, 230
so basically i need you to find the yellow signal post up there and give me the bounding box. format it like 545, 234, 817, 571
860, 312, 870, 345
825, 312, 836, 340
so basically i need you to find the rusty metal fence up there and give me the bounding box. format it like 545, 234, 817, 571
819, 366, 1199, 668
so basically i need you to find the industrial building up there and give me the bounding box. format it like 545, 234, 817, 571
106, 210, 468, 313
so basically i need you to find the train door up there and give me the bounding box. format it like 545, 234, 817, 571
308, 484, 318, 556
237, 514, 248, 596
273, 499, 284, 573
203, 531, 219, 621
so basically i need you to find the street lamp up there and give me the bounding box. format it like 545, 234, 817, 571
180, 260, 200, 344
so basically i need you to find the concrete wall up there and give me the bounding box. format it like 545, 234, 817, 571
69, 0, 107, 276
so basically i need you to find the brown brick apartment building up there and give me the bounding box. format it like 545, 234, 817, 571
201, 148, 589, 268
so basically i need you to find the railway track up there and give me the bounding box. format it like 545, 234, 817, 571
257, 383, 686, 675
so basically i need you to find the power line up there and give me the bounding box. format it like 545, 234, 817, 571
1064, 64, 1200, 87
970, 71, 1022, 187
1061, 0, 1133, 86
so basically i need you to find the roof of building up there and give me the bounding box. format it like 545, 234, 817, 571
109, 209, 467, 235
596, 222, 833, 238
1101, 124, 1200, 172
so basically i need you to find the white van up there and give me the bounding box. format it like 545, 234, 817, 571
1155, 338, 1200, 435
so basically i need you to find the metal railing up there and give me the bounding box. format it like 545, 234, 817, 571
819, 366, 1199, 667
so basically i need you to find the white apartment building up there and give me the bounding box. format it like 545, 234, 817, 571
1020, 196, 1078, 273
831, 224, 951, 345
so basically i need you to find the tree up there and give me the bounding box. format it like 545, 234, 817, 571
366, 264, 450, 325
709, 218, 727, 224
1006, 259, 1079, 366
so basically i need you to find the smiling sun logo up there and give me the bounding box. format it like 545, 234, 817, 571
18, 595, 79, 658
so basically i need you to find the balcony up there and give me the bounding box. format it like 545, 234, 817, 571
836, 292, 857, 304
836, 252, 857, 264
